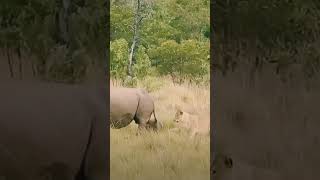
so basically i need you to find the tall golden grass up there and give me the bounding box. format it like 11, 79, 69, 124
110, 77, 210, 180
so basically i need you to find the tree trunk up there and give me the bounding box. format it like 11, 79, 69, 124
128, 38, 136, 77
57, 0, 70, 45
128, 0, 143, 77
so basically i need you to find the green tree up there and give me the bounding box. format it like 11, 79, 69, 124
149, 39, 209, 84
110, 38, 129, 81
110, 0, 210, 84
133, 46, 152, 79
0, 0, 107, 82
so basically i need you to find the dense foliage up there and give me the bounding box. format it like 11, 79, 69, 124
110, 0, 210, 85
213, 0, 320, 82
0, 0, 107, 83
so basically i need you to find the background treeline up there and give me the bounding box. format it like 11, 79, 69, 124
213, 1, 320, 179
213, 0, 320, 85
110, 0, 210, 86
0, 0, 107, 83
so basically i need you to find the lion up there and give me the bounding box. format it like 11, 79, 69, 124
171, 105, 210, 138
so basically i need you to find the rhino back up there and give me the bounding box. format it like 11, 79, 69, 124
0, 81, 95, 179
134, 88, 155, 121
110, 88, 140, 128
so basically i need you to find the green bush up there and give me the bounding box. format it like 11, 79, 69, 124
137, 76, 164, 92
133, 46, 152, 79
123, 76, 138, 88
110, 38, 129, 81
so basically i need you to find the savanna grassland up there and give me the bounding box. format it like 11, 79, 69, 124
110, 0, 210, 179
110, 78, 210, 180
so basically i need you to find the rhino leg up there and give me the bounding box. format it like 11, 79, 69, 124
80, 113, 108, 180
134, 110, 152, 130
134, 92, 157, 131
138, 122, 147, 130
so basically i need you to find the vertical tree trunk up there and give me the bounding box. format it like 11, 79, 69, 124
57, 0, 70, 45
128, 37, 136, 77
128, 0, 142, 77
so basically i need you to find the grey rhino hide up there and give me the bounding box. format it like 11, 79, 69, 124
0, 80, 108, 180
110, 87, 161, 131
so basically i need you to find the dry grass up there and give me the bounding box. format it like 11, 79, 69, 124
213, 65, 320, 179
110, 77, 210, 180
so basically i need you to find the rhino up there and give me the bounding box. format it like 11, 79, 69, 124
110, 87, 162, 131
0, 80, 108, 180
